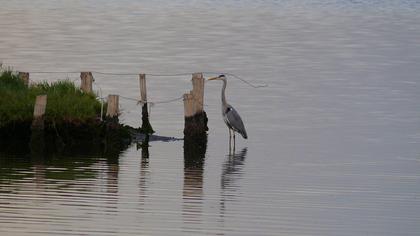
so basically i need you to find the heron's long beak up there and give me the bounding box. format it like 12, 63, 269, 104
207, 76, 219, 81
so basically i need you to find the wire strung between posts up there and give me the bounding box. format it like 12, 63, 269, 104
119, 94, 206, 116
93, 71, 194, 77
118, 95, 184, 117
27, 71, 81, 74
119, 95, 139, 102
147, 72, 268, 88
22, 70, 265, 111
91, 71, 139, 76
120, 95, 185, 106
22, 70, 265, 119
146, 73, 194, 77
148, 96, 185, 106
26, 70, 267, 89
93, 76, 185, 108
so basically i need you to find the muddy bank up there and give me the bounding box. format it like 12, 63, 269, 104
0, 119, 184, 157
0, 119, 131, 155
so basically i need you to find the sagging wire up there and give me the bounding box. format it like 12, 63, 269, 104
120, 95, 184, 106
202, 71, 268, 88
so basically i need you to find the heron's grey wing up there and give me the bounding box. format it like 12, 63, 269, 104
226, 106, 248, 139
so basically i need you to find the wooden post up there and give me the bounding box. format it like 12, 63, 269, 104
183, 76, 208, 195
139, 74, 147, 103
183, 73, 208, 137
106, 95, 119, 118
30, 94, 47, 155
80, 72, 93, 93
32, 95, 47, 130
139, 74, 154, 134
191, 73, 204, 113
18, 72, 29, 86
183, 93, 194, 118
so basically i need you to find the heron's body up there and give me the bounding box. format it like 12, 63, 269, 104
223, 105, 247, 139
208, 75, 248, 141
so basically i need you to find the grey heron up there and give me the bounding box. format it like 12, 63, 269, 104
208, 75, 247, 146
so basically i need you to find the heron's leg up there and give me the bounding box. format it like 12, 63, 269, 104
229, 129, 232, 150
233, 131, 236, 151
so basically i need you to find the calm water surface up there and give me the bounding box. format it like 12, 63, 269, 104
1, 0, 420, 235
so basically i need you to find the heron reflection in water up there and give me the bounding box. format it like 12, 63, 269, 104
219, 148, 248, 225
221, 148, 248, 191
208, 75, 247, 150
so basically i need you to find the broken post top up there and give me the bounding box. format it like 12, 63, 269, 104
192, 72, 203, 79
183, 92, 208, 137
183, 73, 208, 137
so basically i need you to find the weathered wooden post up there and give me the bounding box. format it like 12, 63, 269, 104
18, 72, 29, 86
183, 93, 194, 118
103, 94, 128, 152
139, 74, 154, 134
191, 73, 205, 113
106, 95, 119, 119
183, 74, 208, 199
32, 95, 47, 130
30, 95, 47, 157
80, 72, 93, 93
183, 73, 208, 138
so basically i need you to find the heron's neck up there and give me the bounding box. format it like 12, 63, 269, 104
221, 78, 228, 107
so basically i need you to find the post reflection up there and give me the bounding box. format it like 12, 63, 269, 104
138, 135, 150, 206
183, 135, 207, 228
106, 154, 119, 194
32, 156, 46, 193
219, 148, 247, 220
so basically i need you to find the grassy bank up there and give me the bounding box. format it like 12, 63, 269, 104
0, 69, 103, 127
0, 67, 131, 153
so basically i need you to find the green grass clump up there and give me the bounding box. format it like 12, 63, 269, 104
0, 69, 103, 128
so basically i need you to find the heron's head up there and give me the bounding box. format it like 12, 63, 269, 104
207, 74, 226, 81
